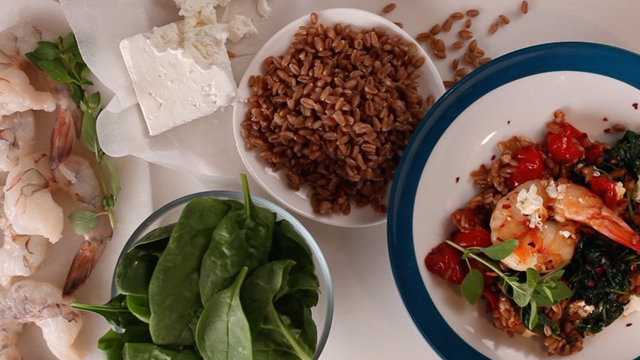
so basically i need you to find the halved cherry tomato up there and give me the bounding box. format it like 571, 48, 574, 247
424, 242, 466, 284
589, 176, 618, 209
584, 143, 604, 165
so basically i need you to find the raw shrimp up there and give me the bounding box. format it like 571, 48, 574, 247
0, 193, 48, 288
0, 110, 35, 171
0, 24, 82, 169
490, 179, 640, 273
0, 25, 56, 115
0, 280, 84, 360
2, 153, 112, 297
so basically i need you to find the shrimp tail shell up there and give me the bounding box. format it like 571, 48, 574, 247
62, 237, 108, 299
49, 107, 81, 169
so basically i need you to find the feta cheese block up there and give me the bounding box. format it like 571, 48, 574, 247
120, 22, 237, 136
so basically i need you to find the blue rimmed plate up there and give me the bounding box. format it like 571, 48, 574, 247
387, 42, 640, 360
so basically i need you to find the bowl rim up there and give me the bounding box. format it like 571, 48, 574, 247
111, 190, 334, 358
232, 7, 445, 228
386, 41, 640, 360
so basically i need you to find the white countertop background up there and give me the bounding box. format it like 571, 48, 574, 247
5, 0, 640, 359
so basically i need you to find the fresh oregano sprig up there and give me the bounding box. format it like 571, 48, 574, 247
446, 239, 573, 329
26, 33, 120, 233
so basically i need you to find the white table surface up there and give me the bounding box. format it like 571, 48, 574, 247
9, 1, 640, 360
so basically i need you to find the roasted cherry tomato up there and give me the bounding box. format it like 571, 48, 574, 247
506, 145, 545, 189
452, 228, 492, 248
589, 176, 619, 209
584, 143, 604, 165
546, 123, 585, 163
424, 242, 466, 285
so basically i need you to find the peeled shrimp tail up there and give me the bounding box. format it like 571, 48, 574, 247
63, 215, 112, 298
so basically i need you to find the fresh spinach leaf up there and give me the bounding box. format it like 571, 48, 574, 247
127, 295, 151, 323
270, 220, 319, 307
72, 294, 142, 328
116, 239, 168, 296
241, 260, 296, 338
149, 198, 231, 346
123, 343, 200, 360
196, 267, 252, 360
604, 130, 640, 179
132, 223, 175, 248
253, 301, 314, 360
199, 175, 276, 304
97, 324, 152, 360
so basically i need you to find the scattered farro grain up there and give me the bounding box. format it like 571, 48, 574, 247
430, 23, 442, 35
463, 52, 473, 65
394, 22, 404, 28
426, 94, 435, 107
227, 50, 236, 58
488, 22, 499, 35
451, 40, 465, 49
473, 47, 485, 57
604, 128, 612, 133
436, 38, 446, 52
612, 123, 627, 132
429, 37, 438, 51
442, 18, 453, 32
479, 57, 492, 65
468, 39, 477, 52
416, 32, 432, 42
466, 9, 480, 17
382, 3, 396, 13
464, 18, 472, 29
458, 29, 473, 39
434, 50, 447, 59
310, 12, 318, 25
603, 117, 609, 121
521, 0, 529, 14
444, 80, 455, 88
450, 12, 464, 20
452, 58, 460, 71
498, 14, 510, 24
455, 67, 470, 77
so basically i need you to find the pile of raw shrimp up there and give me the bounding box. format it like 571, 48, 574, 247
425, 110, 640, 356
0, 25, 112, 359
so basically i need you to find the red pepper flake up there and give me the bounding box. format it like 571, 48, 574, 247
627, 323, 633, 327
491, 154, 496, 161
588, 279, 595, 287
603, 117, 609, 122
604, 128, 612, 133
455, 176, 460, 183
507, 120, 511, 124
633, 103, 638, 110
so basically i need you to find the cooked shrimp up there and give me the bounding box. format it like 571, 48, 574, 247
490, 179, 640, 273
0, 111, 35, 171
0, 280, 84, 360
0, 24, 82, 169
2, 153, 112, 296
0, 192, 48, 288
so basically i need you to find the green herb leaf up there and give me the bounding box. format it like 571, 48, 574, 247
33, 41, 60, 60
62, 32, 77, 51
526, 268, 540, 289
481, 239, 519, 260
37, 59, 75, 83
528, 299, 538, 329
68, 210, 98, 235
510, 281, 533, 308
88, 92, 101, 109
461, 268, 484, 304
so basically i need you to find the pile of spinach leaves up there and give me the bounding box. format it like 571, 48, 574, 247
72, 174, 320, 360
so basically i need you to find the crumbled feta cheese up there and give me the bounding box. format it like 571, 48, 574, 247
615, 181, 626, 200
545, 181, 558, 199
224, 14, 258, 42
624, 295, 640, 316
556, 184, 567, 199
516, 183, 545, 228
593, 171, 601, 177
559, 230, 572, 238
257, 0, 271, 18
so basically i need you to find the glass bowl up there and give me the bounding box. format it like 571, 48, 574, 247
111, 190, 334, 359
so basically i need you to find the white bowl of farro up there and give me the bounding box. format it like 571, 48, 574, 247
233, 8, 445, 227
388, 42, 640, 359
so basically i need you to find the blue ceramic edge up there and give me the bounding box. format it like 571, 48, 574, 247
387, 42, 640, 360
111, 190, 334, 358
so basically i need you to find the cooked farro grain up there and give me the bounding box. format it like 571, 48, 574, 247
430, 23, 442, 36
464, 18, 472, 29
498, 14, 510, 24
612, 123, 627, 132
521, 0, 529, 14
451, 40, 465, 50
416, 32, 432, 42
450, 11, 464, 20
310, 12, 318, 25
451, 58, 460, 71
442, 18, 453, 32
394, 22, 404, 29
488, 22, 499, 35
458, 29, 473, 40
466, 9, 480, 17
242, 17, 427, 215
